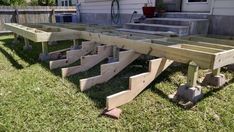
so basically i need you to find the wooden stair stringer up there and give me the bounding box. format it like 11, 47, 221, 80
106, 58, 174, 110
62, 45, 112, 77
49, 41, 97, 70
79, 50, 141, 91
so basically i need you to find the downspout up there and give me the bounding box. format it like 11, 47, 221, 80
76, 1, 81, 22
210, 0, 215, 15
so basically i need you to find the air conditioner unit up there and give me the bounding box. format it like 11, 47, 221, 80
55, 13, 78, 23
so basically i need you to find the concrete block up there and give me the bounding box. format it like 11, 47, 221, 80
169, 84, 203, 104
202, 73, 227, 87
23, 44, 32, 51
39, 53, 50, 61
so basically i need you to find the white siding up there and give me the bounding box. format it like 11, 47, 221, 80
212, 0, 234, 16
79, 0, 151, 14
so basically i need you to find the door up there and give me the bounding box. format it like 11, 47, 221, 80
157, 0, 182, 12
182, 0, 212, 12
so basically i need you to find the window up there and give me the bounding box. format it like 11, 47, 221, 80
65, 0, 68, 6
62, 1, 64, 6
69, 0, 72, 6
188, 0, 207, 2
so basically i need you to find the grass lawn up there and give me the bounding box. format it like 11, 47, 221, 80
0, 35, 234, 131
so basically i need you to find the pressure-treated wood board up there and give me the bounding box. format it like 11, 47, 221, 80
49, 41, 97, 69
62, 45, 112, 77
5, 23, 234, 70
79, 50, 140, 91
106, 58, 173, 110
4, 23, 80, 42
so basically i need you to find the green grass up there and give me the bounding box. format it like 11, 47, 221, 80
0, 35, 234, 131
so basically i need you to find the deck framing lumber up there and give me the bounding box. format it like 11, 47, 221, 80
62, 45, 112, 77
106, 58, 173, 110
5, 23, 234, 70
78, 31, 218, 69
4, 23, 80, 42
187, 61, 199, 87
181, 44, 224, 53
49, 41, 97, 69
79, 50, 140, 91
186, 36, 234, 47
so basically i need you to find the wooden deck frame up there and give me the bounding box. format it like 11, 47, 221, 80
77, 30, 234, 70
5, 23, 80, 42
49, 41, 97, 69
79, 50, 140, 91
5, 23, 234, 113
62, 45, 112, 77
5, 23, 234, 70
106, 58, 173, 110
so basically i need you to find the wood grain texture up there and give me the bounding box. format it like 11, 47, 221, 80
79, 50, 140, 91
106, 58, 173, 110
62, 45, 112, 77
49, 41, 97, 70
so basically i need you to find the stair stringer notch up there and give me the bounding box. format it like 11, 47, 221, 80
62, 45, 113, 77
80, 50, 141, 92
49, 41, 97, 70
106, 58, 174, 110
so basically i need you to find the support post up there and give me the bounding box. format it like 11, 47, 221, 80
39, 42, 49, 61
169, 61, 203, 107
12, 33, 19, 44
72, 39, 82, 49
212, 68, 220, 76
108, 46, 119, 63
187, 61, 199, 87
51, 8, 56, 24
23, 38, 32, 50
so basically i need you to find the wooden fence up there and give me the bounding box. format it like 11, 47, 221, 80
0, 6, 76, 31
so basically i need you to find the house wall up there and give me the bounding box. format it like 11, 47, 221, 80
212, 0, 234, 16
209, 0, 234, 36
79, 0, 153, 25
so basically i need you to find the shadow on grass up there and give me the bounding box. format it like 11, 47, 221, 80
0, 47, 23, 69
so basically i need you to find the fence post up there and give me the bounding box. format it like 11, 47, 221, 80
51, 8, 56, 23
15, 9, 19, 23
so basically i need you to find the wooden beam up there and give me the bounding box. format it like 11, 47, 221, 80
62, 45, 112, 77
186, 36, 234, 47
213, 49, 234, 69
169, 38, 234, 50
49, 41, 97, 70
106, 58, 173, 110
79, 50, 140, 91
78, 30, 216, 69
4, 23, 80, 42
181, 44, 224, 53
